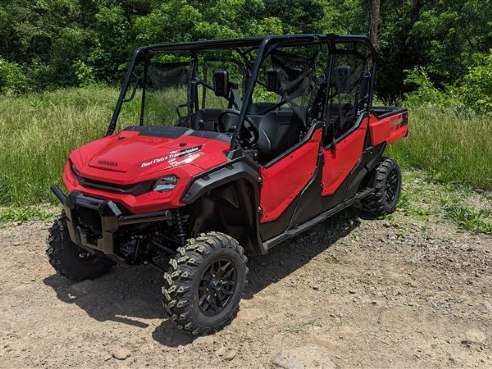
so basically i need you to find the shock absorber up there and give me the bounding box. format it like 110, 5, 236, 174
173, 209, 187, 246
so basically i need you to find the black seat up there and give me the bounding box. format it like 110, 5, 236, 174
191, 109, 224, 131
256, 110, 301, 162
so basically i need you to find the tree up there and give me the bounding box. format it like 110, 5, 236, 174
369, 0, 380, 47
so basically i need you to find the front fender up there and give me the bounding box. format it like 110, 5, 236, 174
181, 157, 265, 255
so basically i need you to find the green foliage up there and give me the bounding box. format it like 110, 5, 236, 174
0, 1, 491, 212
460, 51, 492, 113
0, 59, 29, 94
0, 0, 491, 107
403, 67, 464, 110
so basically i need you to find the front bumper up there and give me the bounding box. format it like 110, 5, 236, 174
51, 185, 172, 255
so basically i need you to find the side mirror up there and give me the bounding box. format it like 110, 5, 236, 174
335, 66, 352, 93
123, 72, 140, 102
266, 69, 281, 93
213, 70, 230, 97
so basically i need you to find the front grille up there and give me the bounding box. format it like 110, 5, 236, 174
70, 162, 154, 196
78, 176, 154, 196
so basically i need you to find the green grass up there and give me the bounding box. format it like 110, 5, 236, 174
442, 203, 492, 234
397, 170, 492, 234
0, 205, 57, 225
0, 86, 140, 205
0, 87, 490, 208
386, 105, 492, 190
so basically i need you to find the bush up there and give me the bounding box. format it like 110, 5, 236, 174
403, 67, 464, 110
460, 51, 492, 113
0, 59, 29, 95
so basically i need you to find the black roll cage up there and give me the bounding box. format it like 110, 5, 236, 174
106, 34, 377, 150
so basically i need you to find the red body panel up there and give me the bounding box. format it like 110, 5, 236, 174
63, 109, 407, 217
321, 118, 368, 196
369, 111, 409, 146
64, 130, 229, 213
259, 128, 322, 223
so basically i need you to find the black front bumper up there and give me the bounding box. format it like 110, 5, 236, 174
51, 185, 172, 255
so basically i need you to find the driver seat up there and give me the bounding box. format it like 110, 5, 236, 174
256, 110, 301, 163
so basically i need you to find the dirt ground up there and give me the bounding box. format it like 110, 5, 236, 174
0, 207, 490, 368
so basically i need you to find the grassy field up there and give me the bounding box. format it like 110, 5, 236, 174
0, 87, 140, 205
386, 105, 491, 189
0, 87, 490, 208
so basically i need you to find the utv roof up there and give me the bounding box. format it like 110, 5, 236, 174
137, 34, 376, 55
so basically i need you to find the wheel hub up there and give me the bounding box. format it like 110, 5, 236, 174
198, 258, 238, 316
385, 169, 399, 204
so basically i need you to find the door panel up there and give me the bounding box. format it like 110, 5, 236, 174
321, 117, 367, 197
260, 128, 322, 223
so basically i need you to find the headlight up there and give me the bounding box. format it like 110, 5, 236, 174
153, 176, 178, 192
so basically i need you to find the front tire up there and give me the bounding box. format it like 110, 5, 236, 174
46, 214, 115, 281
162, 232, 248, 335
361, 158, 402, 216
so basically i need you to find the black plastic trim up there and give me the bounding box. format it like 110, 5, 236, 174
370, 107, 408, 120
124, 125, 231, 143
181, 156, 264, 255
181, 156, 259, 204
264, 187, 373, 249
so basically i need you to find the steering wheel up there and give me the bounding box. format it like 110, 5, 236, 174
217, 110, 259, 146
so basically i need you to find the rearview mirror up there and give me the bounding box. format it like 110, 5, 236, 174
266, 69, 281, 93
213, 70, 230, 97
335, 66, 352, 93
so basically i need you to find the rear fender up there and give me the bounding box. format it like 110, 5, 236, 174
369, 110, 408, 145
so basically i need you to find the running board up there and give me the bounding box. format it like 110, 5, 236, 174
263, 188, 373, 250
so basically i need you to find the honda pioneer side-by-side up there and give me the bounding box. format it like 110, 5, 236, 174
48, 34, 408, 334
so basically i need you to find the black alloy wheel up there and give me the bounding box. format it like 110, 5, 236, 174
162, 232, 248, 335
360, 158, 402, 216
198, 258, 238, 316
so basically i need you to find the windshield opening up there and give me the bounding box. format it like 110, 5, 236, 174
117, 47, 256, 130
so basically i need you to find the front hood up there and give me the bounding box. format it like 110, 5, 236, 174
70, 127, 230, 184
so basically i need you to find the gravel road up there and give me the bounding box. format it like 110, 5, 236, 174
0, 205, 490, 368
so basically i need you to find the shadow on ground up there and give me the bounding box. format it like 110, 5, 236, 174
44, 209, 360, 347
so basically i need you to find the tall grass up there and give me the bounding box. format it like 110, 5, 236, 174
0, 86, 139, 205
386, 106, 491, 190
0, 87, 490, 206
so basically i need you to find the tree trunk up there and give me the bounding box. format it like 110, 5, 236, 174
369, 0, 381, 48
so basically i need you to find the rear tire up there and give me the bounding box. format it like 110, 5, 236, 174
46, 214, 115, 281
162, 232, 248, 335
361, 158, 402, 216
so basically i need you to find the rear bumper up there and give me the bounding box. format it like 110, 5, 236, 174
51, 185, 172, 255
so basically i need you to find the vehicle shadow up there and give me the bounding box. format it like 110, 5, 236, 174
44, 209, 360, 347
244, 209, 360, 298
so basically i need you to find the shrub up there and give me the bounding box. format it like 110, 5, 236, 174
403, 67, 464, 110
0, 59, 29, 95
460, 51, 492, 113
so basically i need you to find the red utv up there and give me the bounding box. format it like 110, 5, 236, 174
48, 34, 408, 334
